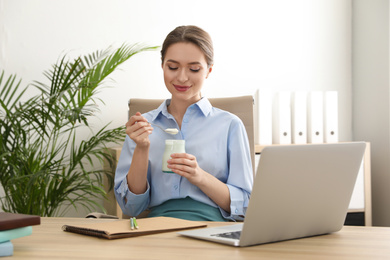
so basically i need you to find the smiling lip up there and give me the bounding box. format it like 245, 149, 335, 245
174, 84, 191, 92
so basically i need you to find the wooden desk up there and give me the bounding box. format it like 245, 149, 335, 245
6, 217, 390, 259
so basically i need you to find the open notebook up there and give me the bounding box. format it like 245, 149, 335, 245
179, 142, 366, 247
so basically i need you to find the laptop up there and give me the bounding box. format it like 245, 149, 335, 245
178, 142, 366, 247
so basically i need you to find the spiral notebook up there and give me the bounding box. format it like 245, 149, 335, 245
62, 216, 206, 239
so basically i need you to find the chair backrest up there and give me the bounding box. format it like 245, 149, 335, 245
128, 96, 255, 176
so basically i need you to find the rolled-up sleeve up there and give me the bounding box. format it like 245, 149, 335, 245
223, 184, 251, 221
221, 117, 253, 221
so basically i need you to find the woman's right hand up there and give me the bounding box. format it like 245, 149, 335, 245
126, 112, 153, 148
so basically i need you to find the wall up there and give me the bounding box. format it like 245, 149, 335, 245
353, 0, 390, 227
0, 0, 353, 217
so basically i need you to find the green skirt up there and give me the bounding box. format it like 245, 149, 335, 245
148, 197, 227, 222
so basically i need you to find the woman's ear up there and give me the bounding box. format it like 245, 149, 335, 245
206, 65, 213, 79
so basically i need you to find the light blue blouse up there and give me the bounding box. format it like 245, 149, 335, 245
114, 97, 253, 221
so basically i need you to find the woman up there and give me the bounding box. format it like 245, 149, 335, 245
114, 25, 253, 221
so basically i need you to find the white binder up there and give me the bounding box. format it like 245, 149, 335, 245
273, 91, 291, 144
254, 90, 273, 145
291, 91, 307, 144
307, 91, 324, 143
324, 91, 339, 143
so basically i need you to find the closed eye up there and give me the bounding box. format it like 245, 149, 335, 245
168, 66, 178, 70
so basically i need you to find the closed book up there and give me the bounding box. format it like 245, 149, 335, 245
0, 226, 32, 243
0, 241, 13, 257
0, 212, 40, 231
62, 216, 207, 240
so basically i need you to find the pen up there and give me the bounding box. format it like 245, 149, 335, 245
133, 217, 139, 229
130, 217, 134, 230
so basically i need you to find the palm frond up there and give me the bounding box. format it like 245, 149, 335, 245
0, 71, 25, 111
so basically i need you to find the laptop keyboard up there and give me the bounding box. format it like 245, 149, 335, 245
211, 231, 241, 240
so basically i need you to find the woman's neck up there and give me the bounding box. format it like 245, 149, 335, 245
168, 97, 201, 128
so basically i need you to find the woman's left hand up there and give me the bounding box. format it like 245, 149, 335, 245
167, 153, 231, 213
167, 153, 206, 185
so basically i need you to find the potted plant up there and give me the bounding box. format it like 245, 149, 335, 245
0, 43, 158, 216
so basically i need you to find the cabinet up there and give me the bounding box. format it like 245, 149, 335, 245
254, 143, 372, 226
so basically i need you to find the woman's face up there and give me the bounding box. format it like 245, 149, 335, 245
162, 42, 212, 104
